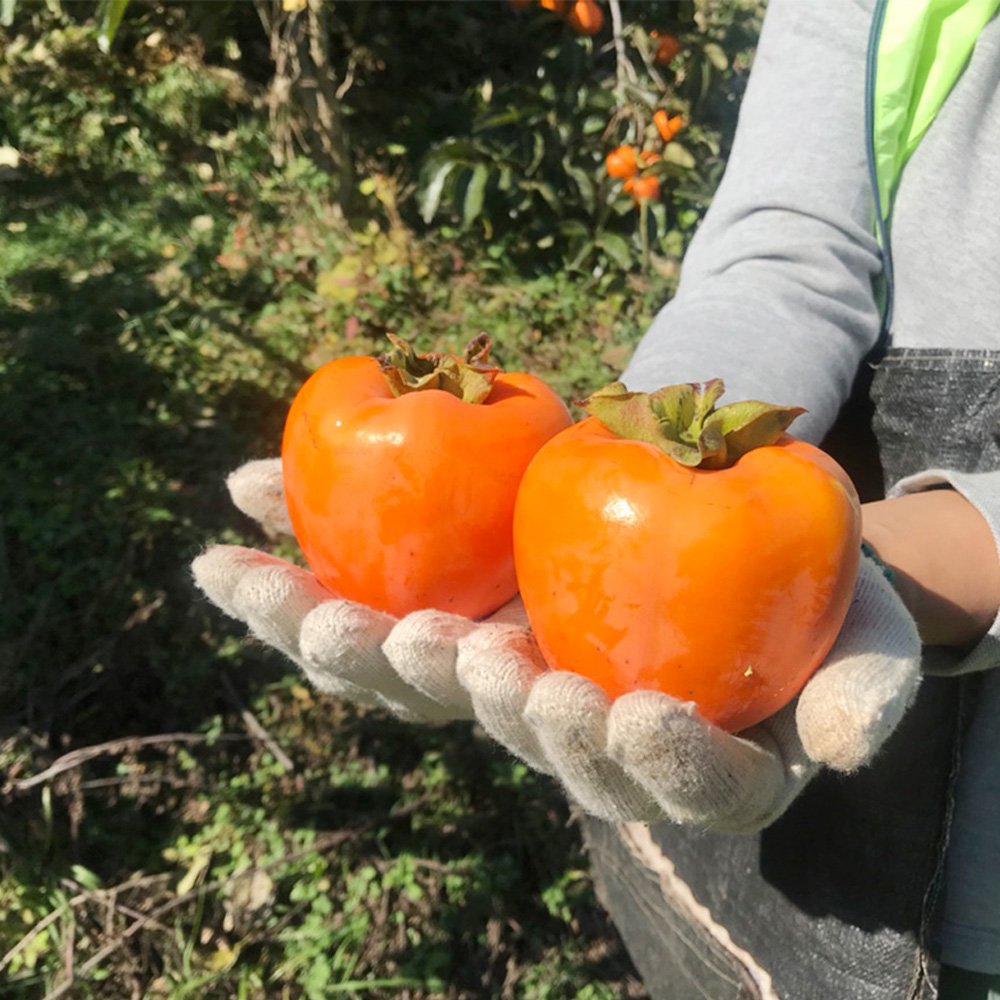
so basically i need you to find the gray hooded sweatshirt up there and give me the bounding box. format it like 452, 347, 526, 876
621, 0, 1000, 975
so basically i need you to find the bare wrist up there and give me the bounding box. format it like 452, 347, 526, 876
861, 490, 1000, 648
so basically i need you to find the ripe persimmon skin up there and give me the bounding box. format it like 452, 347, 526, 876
513, 417, 862, 732
282, 355, 573, 619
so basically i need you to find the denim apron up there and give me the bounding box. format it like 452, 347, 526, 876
583, 349, 1000, 1000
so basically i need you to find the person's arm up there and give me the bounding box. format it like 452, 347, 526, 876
863, 490, 1000, 648
623, 0, 882, 444
622, 0, 1000, 670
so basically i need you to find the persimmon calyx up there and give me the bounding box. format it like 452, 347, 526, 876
378, 333, 501, 404
578, 379, 806, 468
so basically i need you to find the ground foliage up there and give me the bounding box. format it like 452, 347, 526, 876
0, 2, 763, 997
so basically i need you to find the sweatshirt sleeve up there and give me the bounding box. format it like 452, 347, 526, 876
622, 0, 883, 445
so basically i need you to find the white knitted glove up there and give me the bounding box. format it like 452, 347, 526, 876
454, 555, 922, 833
192, 459, 524, 723
196, 460, 921, 833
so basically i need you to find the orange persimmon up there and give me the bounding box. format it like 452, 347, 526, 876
623, 174, 660, 202
650, 30, 682, 65
513, 380, 861, 732
654, 110, 685, 143
282, 335, 572, 619
565, 0, 603, 34
605, 145, 638, 179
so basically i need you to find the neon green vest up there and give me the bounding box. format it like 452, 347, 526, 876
866, 0, 1000, 334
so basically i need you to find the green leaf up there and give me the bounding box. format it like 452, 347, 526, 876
70, 864, 101, 890
562, 157, 595, 213
661, 143, 696, 169
475, 108, 525, 131
419, 160, 459, 224
559, 220, 590, 239
703, 400, 806, 467
677, 208, 700, 229
703, 42, 729, 71
700, 60, 714, 104
597, 232, 632, 270
0, 0, 16, 28
648, 201, 668, 239
432, 138, 482, 161
528, 180, 561, 213
527, 131, 545, 176
663, 229, 685, 257
96, 0, 130, 53
463, 163, 489, 228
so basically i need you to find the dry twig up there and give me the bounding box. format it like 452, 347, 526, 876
220, 673, 295, 772
607, 0, 637, 112
11, 733, 246, 793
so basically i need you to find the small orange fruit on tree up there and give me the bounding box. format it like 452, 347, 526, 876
650, 30, 682, 65
654, 110, 685, 143
623, 174, 660, 202
565, 0, 603, 35
605, 145, 639, 180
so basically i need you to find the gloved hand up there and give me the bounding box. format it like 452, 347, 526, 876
454, 554, 921, 832
196, 460, 921, 833
192, 458, 525, 723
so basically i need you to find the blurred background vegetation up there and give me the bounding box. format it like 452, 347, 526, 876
0, 1, 764, 997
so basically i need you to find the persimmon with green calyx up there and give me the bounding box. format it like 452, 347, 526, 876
513, 379, 862, 732
282, 334, 572, 619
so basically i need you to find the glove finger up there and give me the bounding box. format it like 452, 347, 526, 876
300, 602, 455, 723
227, 458, 294, 535
523, 672, 661, 822
384, 610, 477, 719
607, 691, 801, 833
455, 624, 554, 774
796, 557, 921, 772
230, 560, 331, 663
192, 545, 296, 620
194, 546, 368, 702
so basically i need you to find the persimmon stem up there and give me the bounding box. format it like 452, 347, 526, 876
378, 334, 500, 404
639, 197, 650, 273
578, 380, 806, 468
